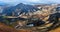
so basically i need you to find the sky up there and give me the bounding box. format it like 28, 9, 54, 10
0, 0, 60, 5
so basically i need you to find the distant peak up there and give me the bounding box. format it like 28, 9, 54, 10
18, 3, 24, 5
16, 3, 25, 6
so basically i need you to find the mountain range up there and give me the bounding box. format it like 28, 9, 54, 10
2, 3, 39, 16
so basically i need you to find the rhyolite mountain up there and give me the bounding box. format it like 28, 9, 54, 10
2, 3, 39, 16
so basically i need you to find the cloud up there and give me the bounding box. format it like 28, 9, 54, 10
26, 0, 39, 2
0, 0, 60, 5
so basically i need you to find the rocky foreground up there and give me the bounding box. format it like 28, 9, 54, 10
0, 22, 60, 32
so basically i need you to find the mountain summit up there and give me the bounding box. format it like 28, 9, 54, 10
2, 3, 39, 16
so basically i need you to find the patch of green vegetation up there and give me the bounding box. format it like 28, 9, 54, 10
9, 22, 17, 28
4, 20, 10, 25
2, 16, 7, 18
